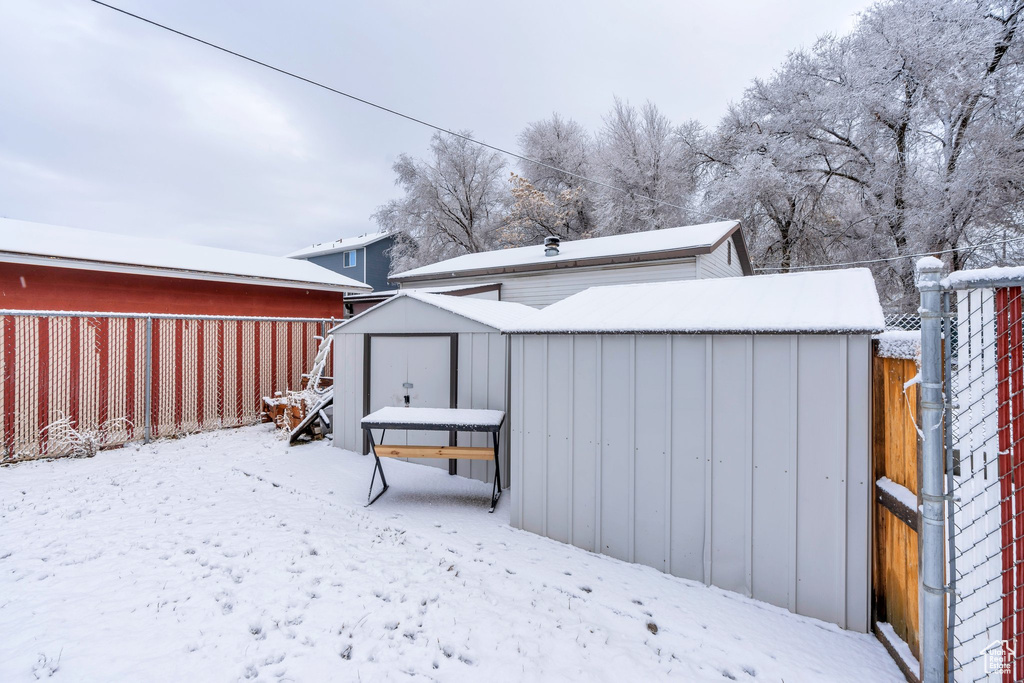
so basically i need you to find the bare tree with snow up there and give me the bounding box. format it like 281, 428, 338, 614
597, 98, 695, 233
373, 131, 508, 271
376, 0, 1024, 307
515, 114, 597, 240
691, 0, 1024, 308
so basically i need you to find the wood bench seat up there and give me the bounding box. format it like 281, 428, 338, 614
373, 445, 495, 461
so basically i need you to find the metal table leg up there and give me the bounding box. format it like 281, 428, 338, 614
489, 428, 502, 513
366, 428, 389, 506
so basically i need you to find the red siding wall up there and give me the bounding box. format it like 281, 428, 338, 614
0, 263, 346, 318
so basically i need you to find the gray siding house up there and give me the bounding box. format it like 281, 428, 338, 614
389, 221, 752, 308
287, 232, 395, 292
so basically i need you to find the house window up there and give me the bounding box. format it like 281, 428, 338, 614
727, 241, 732, 265
344, 250, 357, 268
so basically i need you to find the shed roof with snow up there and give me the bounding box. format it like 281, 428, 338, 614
332, 290, 537, 334
505, 268, 884, 335
390, 221, 751, 283
0, 218, 371, 293
332, 291, 535, 486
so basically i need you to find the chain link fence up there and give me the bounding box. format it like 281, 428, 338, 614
0, 311, 334, 463
947, 286, 1015, 681
885, 312, 923, 331
914, 272, 1024, 682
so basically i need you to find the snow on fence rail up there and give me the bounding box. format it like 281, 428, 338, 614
0, 311, 334, 463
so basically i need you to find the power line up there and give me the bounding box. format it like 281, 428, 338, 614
86, 0, 730, 223
753, 234, 1024, 272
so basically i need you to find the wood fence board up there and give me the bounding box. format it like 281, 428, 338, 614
872, 349, 921, 667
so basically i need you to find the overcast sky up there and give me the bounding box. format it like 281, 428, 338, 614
0, 0, 875, 257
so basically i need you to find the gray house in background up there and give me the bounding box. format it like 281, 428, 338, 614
389, 221, 752, 308
287, 232, 395, 293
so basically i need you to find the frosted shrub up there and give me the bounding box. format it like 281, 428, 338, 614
41, 413, 132, 459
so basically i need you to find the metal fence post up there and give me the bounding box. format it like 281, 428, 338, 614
144, 317, 153, 444
942, 290, 957, 680
918, 257, 945, 683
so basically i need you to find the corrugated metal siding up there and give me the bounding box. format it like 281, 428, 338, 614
454, 332, 510, 487
332, 332, 365, 454
403, 258, 699, 308
509, 332, 871, 632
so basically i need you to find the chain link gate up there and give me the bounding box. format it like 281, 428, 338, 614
917, 262, 1024, 682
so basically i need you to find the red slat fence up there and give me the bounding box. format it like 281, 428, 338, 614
0, 311, 334, 463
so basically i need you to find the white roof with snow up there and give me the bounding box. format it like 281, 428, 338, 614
391, 221, 743, 281
332, 290, 537, 333
286, 232, 391, 259
504, 268, 884, 334
0, 217, 371, 293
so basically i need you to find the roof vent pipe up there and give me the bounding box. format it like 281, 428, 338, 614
544, 235, 560, 257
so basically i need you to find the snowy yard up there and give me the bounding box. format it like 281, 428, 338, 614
0, 426, 903, 682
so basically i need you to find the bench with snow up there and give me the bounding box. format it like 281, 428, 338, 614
360, 406, 505, 512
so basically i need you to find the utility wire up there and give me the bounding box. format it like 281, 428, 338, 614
84, 1, 1024, 274
753, 234, 1024, 272
87, 0, 730, 223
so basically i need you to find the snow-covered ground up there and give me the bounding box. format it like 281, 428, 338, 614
0, 426, 903, 682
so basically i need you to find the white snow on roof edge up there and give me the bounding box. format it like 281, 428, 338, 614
286, 232, 392, 259
503, 268, 884, 335
330, 290, 537, 333
391, 221, 740, 280
0, 217, 372, 292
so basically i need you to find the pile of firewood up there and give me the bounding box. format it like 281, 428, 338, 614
261, 392, 310, 431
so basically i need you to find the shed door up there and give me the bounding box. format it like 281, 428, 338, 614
368, 335, 452, 471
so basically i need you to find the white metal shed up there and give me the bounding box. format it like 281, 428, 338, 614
504, 268, 885, 632
332, 291, 536, 485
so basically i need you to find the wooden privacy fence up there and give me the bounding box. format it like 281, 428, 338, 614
0, 311, 333, 463
872, 338, 922, 681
